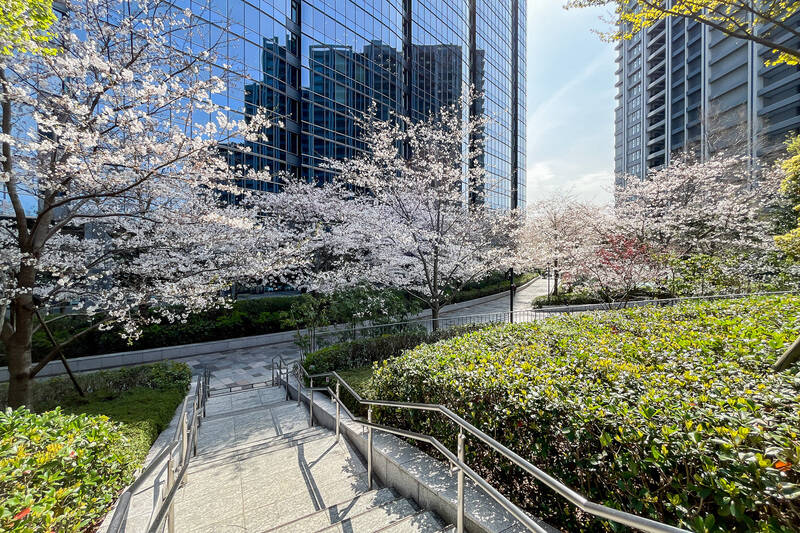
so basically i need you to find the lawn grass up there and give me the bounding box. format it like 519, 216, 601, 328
1, 362, 191, 471
61, 386, 188, 467
337, 365, 374, 397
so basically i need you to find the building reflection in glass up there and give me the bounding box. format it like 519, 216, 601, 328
197, 0, 524, 210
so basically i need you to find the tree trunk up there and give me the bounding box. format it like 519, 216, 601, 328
774, 333, 800, 371
431, 303, 440, 332
553, 259, 559, 297
6, 297, 35, 408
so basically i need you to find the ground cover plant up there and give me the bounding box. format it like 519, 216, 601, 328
369, 295, 800, 532
0, 362, 190, 531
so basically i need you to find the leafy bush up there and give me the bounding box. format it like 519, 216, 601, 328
0, 362, 190, 531
0, 408, 131, 532
369, 295, 800, 532
304, 326, 481, 375
2, 296, 297, 365
0, 361, 192, 411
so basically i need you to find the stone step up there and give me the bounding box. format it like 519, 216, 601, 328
193, 425, 330, 463
374, 510, 448, 533
316, 497, 418, 533
267, 488, 398, 533
204, 386, 288, 417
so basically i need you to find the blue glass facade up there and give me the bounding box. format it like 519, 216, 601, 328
187, 0, 525, 210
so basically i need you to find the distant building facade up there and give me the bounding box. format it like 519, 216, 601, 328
614, 10, 800, 184
188, 0, 526, 210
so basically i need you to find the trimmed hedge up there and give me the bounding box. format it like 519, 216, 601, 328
369, 295, 800, 532
303, 326, 482, 375
0, 362, 191, 532
6, 296, 297, 364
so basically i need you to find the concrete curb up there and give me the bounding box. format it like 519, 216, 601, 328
0, 330, 299, 381
283, 376, 556, 533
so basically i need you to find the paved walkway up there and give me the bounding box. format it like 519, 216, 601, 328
439, 278, 548, 317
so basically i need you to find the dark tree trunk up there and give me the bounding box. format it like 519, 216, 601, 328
430, 303, 440, 331
6, 296, 35, 408
774, 334, 800, 371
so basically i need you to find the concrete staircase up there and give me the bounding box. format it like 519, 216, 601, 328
174, 386, 453, 532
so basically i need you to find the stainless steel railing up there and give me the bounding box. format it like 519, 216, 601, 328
287, 365, 690, 533
107, 367, 210, 533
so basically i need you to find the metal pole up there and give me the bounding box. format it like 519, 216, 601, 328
508, 267, 515, 324
285, 364, 289, 401
367, 406, 374, 490
192, 413, 198, 457
310, 389, 314, 427
457, 431, 465, 533
166, 456, 175, 533
180, 412, 188, 467
335, 380, 341, 442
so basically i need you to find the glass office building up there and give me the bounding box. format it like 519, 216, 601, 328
614, 10, 800, 184
187, 0, 525, 210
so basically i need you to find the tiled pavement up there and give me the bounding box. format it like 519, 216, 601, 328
181, 340, 300, 390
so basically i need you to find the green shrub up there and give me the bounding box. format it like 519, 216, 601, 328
0, 362, 190, 532
303, 326, 481, 375
1, 296, 298, 365
0, 361, 192, 411
0, 408, 131, 532
450, 272, 536, 304
370, 295, 800, 532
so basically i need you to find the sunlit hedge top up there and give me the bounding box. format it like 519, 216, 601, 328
370, 295, 800, 532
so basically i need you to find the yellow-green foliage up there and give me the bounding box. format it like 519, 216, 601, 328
776, 135, 800, 257
0, 0, 57, 55
0, 408, 129, 532
370, 295, 800, 532
567, 0, 800, 67
0, 362, 191, 532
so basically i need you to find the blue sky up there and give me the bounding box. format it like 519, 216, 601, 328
525, 1, 616, 205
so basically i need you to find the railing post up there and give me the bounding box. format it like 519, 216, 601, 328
309, 388, 314, 427
457, 430, 465, 533
166, 456, 175, 533
335, 380, 341, 442
180, 412, 188, 467
367, 406, 373, 490
285, 364, 289, 401
192, 411, 198, 457
297, 369, 302, 406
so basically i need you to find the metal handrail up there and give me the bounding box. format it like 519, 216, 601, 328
292, 367, 690, 533
107, 368, 209, 533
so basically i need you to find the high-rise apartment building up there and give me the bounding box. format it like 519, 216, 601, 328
614, 12, 800, 184
191, 0, 526, 210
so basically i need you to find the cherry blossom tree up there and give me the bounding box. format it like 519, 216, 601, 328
577, 233, 661, 303
321, 97, 519, 325
0, 0, 306, 407
614, 153, 785, 288
517, 194, 608, 295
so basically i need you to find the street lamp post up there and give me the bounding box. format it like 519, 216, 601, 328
507, 267, 516, 323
